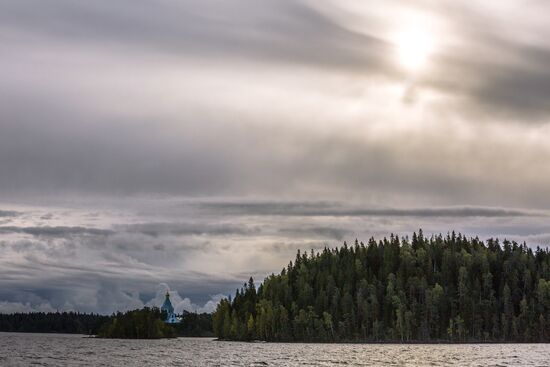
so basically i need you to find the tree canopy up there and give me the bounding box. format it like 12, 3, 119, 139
213, 231, 550, 342
173, 311, 214, 337
96, 307, 176, 339
0, 312, 109, 335
0, 309, 213, 338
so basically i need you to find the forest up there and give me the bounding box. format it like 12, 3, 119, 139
213, 231, 550, 342
96, 307, 176, 339
0, 312, 110, 335
175, 311, 215, 337
0, 310, 213, 338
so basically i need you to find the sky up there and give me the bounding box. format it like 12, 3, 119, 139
1, 0, 550, 314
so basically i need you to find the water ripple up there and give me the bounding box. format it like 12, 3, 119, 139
1, 333, 549, 367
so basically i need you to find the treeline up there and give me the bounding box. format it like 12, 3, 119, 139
213, 231, 550, 342
0, 312, 110, 335
97, 307, 176, 339
174, 311, 214, 337
0, 310, 213, 338
97, 308, 213, 339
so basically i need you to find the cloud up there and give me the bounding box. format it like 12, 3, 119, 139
1, 0, 550, 315
0, 301, 56, 314
278, 226, 352, 241
0, 210, 18, 217
487, 233, 550, 250
0, 200, 548, 314
146, 283, 224, 314
0, 226, 114, 237
200, 201, 542, 218
2, 0, 550, 205
420, 1, 550, 121
0, 0, 387, 72
266, 240, 329, 254
120, 222, 259, 237
7, 0, 548, 125
469, 52, 550, 120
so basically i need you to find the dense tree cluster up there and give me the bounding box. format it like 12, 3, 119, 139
97, 307, 176, 339
213, 231, 550, 342
0, 312, 109, 335
173, 311, 214, 337
0, 309, 213, 338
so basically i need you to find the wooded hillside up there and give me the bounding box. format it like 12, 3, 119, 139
213, 231, 550, 342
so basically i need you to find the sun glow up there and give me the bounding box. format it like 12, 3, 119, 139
394, 29, 435, 72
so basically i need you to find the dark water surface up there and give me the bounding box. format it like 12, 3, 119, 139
1, 332, 549, 366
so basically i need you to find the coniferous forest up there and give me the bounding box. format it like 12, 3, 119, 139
96, 308, 214, 338
176, 311, 215, 337
96, 308, 176, 339
0, 312, 110, 335
213, 231, 550, 342
0, 310, 213, 338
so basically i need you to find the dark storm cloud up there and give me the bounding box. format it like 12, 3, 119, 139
0, 266, 239, 314
0, 228, 246, 313
199, 202, 541, 218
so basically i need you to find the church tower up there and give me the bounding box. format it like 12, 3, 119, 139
161, 291, 178, 324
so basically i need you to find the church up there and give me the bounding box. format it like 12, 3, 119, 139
160, 291, 180, 324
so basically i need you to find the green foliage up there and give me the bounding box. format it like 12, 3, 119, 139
1, 309, 213, 338
173, 311, 213, 337
213, 232, 550, 342
97, 307, 176, 339
0, 312, 110, 335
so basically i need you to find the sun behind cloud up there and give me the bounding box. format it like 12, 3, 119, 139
394, 28, 435, 72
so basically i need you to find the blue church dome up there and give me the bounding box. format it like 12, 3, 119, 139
161, 292, 174, 314
160, 291, 179, 324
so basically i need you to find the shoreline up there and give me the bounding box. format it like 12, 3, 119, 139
214, 338, 550, 345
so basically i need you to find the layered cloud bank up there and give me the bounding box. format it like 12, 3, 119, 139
1, 0, 550, 313
0, 199, 548, 314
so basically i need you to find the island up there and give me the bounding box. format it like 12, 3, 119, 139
0, 306, 213, 339
2, 231, 548, 342
96, 307, 176, 339
95, 292, 214, 339
213, 231, 550, 343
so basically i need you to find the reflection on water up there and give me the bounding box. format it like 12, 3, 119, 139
1, 332, 549, 367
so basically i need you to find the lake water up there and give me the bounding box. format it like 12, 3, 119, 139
1, 333, 549, 366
